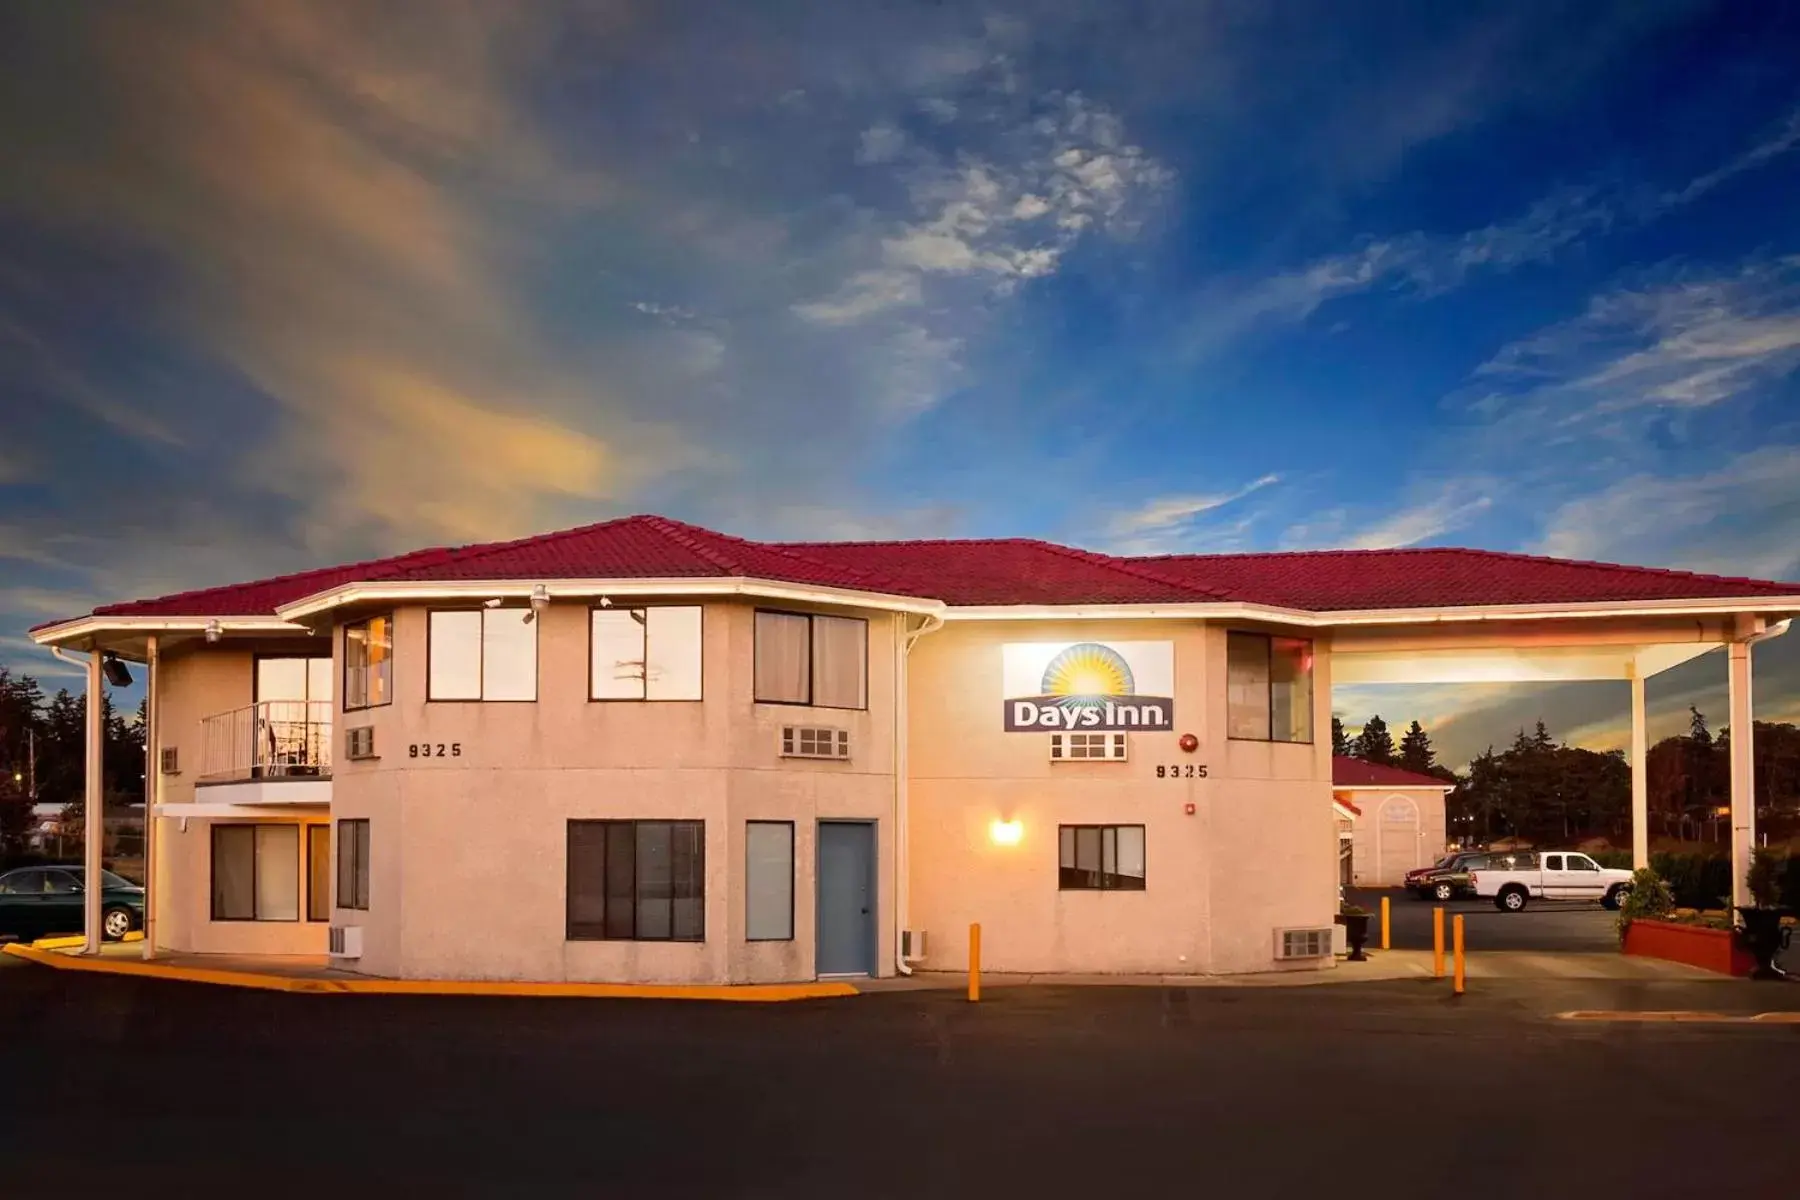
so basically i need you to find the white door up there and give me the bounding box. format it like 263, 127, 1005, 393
1541, 854, 1573, 899
1561, 854, 1607, 900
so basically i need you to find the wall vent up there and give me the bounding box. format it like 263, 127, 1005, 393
159, 747, 180, 775
1049, 732, 1127, 761
328, 925, 364, 958
345, 726, 377, 761
1274, 927, 1335, 961
781, 726, 850, 760
901, 929, 928, 961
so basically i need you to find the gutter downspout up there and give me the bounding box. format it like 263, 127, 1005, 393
893, 610, 945, 977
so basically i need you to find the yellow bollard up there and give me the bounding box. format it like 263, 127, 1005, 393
968, 922, 981, 1003
1453, 914, 1466, 996
1433, 907, 1445, 978
1380, 895, 1391, 951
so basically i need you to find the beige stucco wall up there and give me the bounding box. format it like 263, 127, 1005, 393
328, 600, 898, 983
906, 619, 1335, 977
151, 641, 331, 954
1345, 787, 1450, 887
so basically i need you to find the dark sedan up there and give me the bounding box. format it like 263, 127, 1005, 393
0, 865, 145, 942
1405, 852, 1490, 901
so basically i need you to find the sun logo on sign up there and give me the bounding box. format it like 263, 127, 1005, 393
1040, 643, 1135, 711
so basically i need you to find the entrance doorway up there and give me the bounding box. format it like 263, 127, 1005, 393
816, 821, 875, 977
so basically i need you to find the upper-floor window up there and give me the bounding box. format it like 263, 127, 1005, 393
1226, 632, 1313, 743
753, 611, 867, 709
343, 616, 393, 711
590, 606, 703, 700
428, 608, 537, 701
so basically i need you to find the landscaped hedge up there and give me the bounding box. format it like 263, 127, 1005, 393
1591, 849, 1799, 910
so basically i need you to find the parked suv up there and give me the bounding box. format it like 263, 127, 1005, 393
1406, 852, 1491, 902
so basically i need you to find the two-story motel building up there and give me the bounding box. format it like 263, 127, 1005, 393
29, 515, 1800, 982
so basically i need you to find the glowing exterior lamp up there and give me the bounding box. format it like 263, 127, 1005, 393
989, 818, 1023, 846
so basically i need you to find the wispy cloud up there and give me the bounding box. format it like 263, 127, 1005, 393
1665, 108, 1800, 207
1281, 480, 1496, 551
1101, 474, 1281, 554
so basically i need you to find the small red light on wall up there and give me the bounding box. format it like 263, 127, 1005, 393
1184, 802, 1196, 815
1178, 733, 1199, 753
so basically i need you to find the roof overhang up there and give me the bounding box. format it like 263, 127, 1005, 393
28, 615, 313, 651
1333, 783, 1455, 794
272, 577, 946, 622
942, 597, 1800, 626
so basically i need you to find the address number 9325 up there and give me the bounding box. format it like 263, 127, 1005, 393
1157, 764, 1208, 779
409, 743, 462, 759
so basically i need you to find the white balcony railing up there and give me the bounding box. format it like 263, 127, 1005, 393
199, 701, 332, 784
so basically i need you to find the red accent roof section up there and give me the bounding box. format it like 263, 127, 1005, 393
1134, 547, 1800, 611
772, 538, 1226, 606
31, 515, 1800, 630
1332, 756, 1452, 789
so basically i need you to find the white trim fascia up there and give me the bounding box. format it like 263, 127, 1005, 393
29, 615, 312, 647
942, 596, 1800, 627
1332, 783, 1456, 794
154, 802, 329, 819
273, 577, 947, 621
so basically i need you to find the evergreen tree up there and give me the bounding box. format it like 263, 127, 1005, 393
1689, 706, 1712, 747
1397, 720, 1435, 774
1331, 716, 1349, 757
1355, 715, 1395, 764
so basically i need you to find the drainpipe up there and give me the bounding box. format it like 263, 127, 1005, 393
53, 645, 104, 954
893, 610, 945, 977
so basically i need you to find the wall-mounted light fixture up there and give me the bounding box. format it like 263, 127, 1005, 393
102, 654, 133, 688
204, 619, 222, 644
522, 584, 551, 624
989, 818, 1023, 846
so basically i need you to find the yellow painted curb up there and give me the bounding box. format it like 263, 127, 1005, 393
1557, 1009, 1800, 1024
0, 944, 857, 1001
27, 930, 145, 950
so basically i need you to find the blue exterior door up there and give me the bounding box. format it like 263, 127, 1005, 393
816, 821, 875, 977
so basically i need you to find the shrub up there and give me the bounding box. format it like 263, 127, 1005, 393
1746, 846, 1783, 909
1590, 849, 1633, 871
1649, 851, 1733, 910
1617, 867, 1675, 942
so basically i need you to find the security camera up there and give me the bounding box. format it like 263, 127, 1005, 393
204, 619, 222, 643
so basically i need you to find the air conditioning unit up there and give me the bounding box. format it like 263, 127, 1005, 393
1273, 927, 1334, 961
781, 726, 850, 760
1049, 732, 1127, 761
328, 925, 364, 958
345, 726, 377, 761
901, 929, 928, 962
159, 747, 180, 775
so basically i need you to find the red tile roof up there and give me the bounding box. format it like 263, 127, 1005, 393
1134, 546, 1800, 611
1332, 756, 1453, 789
32, 514, 1800, 630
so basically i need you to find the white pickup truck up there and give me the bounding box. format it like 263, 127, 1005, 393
1469, 851, 1634, 912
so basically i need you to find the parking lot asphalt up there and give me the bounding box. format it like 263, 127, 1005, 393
4, 956, 1799, 1199
1348, 886, 1624, 953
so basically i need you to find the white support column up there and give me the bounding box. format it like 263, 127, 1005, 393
142, 636, 159, 961
83, 650, 104, 955
1726, 640, 1756, 910
1629, 672, 1648, 871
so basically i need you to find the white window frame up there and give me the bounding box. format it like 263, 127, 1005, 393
343, 615, 393, 711
428, 608, 538, 702
589, 605, 704, 701
1049, 732, 1128, 761
753, 610, 868, 710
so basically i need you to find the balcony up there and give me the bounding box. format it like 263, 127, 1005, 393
192, 701, 332, 809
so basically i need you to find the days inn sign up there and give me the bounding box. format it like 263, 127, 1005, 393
1002, 641, 1175, 732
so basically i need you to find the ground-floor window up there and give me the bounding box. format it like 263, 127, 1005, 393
567, 820, 705, 941
306, 825, 331, 922
745, 821, 794, 941
1058, 825, 1147, 891
336, 819, 370, 910
211, 824, 300, 921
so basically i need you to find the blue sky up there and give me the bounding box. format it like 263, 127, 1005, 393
2, 0, 1798, 765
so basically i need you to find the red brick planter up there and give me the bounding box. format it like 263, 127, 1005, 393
1622, 918, 1754, 977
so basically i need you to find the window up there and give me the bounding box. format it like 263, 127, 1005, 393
211, 824, 300, 921
567, 820, 705, 941
754, 611, 867, 709
307, 826, 332, 922
745, 821, 794, 941
344, 615, 394, 710
428, 608, 537, 701
0, 869, 43, 894
336, 819, 370, 910
590, 606, 703, 700
1544, 855, 1563, 871
257, 656, 333, 706
1569, 856, 1599, 872
43, 870, 80, 894
1225, 632, 1313, 743
1058, 825, 1146, 891
1050, 732, 1127, 761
